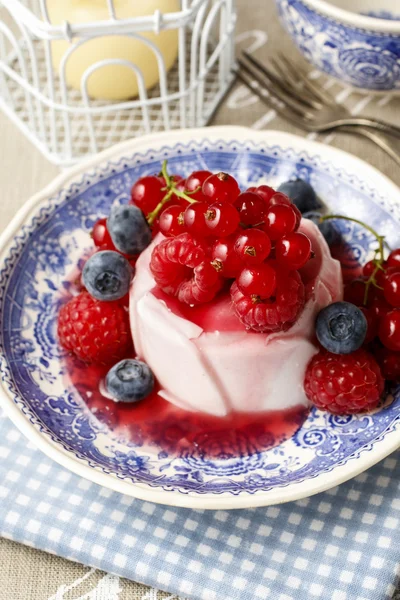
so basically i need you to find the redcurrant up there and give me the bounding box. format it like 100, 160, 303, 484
234, 192, 267, 226
383, 270, 400, 307
374, 346, 400, 381
202, 172, 240, 204
130, 175, 165, 214
255, 185, 275, 205
175, 178, 186, 192
269, 192, 291, 207
344, 279, 367, 306
158, 174, 184, 187
379, 309, 400, 351
387, 248, 400, 269
237, 263, 277, 299
91, 218, 115, 250
159, 205, 185, 237
234, 229, 271, 265
185, 171, 212, 201
168, 178, 191, 208
263, 204, 297, 241
276, 232, 312, 270
370, 293, 392, 320
211, 235, 243, 278
204, 202, 240, 237
359, 306, 378, 344
363, 260, 376, 277
269, 192, 301, 229
183, 202, 209, 238
375, 262, 389, 287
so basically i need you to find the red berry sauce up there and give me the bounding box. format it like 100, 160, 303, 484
63, 353, 308, 459
60, 283, 308, 460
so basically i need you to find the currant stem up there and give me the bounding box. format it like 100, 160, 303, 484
161, 159, 171, 188
321, 214, 386, 306
173, 187, 198, 204
147, 189, 174, 225
146, 160, 197, 226
320, 215, 385, 255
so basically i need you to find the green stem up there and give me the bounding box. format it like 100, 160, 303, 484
146, 160, 197, 225
321, 215, 384, 252
321, 214, 386, 306
173, 188, 198, 204
147, 189, 174, 226
161, 159, 171, 188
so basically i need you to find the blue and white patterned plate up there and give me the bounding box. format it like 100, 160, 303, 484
1, 127, 400, 509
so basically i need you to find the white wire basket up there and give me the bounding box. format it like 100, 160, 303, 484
0, 0, 237, 167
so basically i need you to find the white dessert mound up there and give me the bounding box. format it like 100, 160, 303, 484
130, 219, 343, 417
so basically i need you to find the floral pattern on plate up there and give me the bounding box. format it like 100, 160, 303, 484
1, 133, 400, 502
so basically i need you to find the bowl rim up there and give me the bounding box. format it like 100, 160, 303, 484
296, 0, 400, 33
1, 125, 400, 509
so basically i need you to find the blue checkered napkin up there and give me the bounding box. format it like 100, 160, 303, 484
1, 407, 400, 600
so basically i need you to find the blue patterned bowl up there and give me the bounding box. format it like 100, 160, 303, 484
1, 126, 400, 509
275, 0, 400, 91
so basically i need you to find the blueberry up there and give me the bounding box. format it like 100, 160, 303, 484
106, 359, 154, 403
278, 178, 321, 213
303, 211, 341, 247
316, 301, 367, 354
107, 204, 152, 256
83, 250, 133, 301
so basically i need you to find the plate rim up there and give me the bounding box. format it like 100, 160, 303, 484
1, 125, 400, 510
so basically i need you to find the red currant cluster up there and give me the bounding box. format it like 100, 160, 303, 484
344, 246, 400, 383
128, 164, 313, 333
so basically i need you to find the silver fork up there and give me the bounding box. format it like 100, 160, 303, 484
241, 51, 400, 139
237, 52, 400, 167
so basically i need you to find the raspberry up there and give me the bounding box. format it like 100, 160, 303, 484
230, 268, 305, 333
304, 349, 384, 414
150, 233, 223, 305
58, 292, 132, 364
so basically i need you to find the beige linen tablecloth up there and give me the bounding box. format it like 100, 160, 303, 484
1, 1, 400, 598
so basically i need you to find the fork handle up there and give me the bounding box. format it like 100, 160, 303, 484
338, 126, 400, 168
333, 117, 400, 140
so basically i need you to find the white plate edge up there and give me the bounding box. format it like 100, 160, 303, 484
0, 126, 399, 509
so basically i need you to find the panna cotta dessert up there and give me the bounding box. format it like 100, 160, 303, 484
59, 165, 386, 419
130, 218, 342, 416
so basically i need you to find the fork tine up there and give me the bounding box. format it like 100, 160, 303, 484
237, 58, 306, 118
242, 51, 309, 107
234, 66, 311, 129
277, 53, 336, 107
270, 56, 321, 110
239, 54, 314, 118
